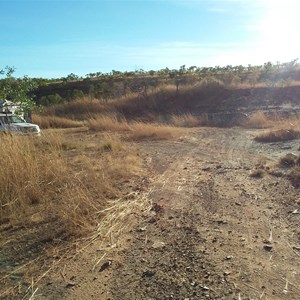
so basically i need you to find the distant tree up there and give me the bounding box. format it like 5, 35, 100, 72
188, 66, 197, 73
111, 70, 122, 77
86, 72, 96, 79
179, 65, 186, 75
65, 73, 80, 81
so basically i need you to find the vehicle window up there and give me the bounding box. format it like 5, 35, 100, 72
10, 116, 25, 123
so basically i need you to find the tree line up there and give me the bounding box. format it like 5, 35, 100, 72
1, 59, 299, 109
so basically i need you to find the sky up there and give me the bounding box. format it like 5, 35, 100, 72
0, 0, 299, 78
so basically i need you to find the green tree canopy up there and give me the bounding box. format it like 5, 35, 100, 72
0, 66, 37, 113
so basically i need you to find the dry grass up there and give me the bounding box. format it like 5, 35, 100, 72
87, 114, 184, 140
98, 134, 124, 153
129, 122, 183, 140
248, 112, 300, 143
275, 114, 300, 131
32, 114, 84, 129
0, 130, 143, 233
243, 111, 271, 129
0, 133, 68, 224
254, 129, 299, 143
87, 114, 130, 132
170, 113, 200, 127
43, 98, 110, 118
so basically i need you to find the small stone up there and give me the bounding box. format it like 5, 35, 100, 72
65, 281, 76, 288
152, 241, 166, 249
137, 227, 147, 232
99, 261, 111, 272
142, 270, 155, 277
263, 244, 273, 252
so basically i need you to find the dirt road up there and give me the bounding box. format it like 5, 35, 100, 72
40, 127, 300, 300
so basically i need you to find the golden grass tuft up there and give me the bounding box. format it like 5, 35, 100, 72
87, 114, 184, 140
98, 136, 123, 153
32, 114, 83, 129
0, 133, 67, 224
129, 122, 183, 140
170, 113, 200, 127
243, 111, 271, 129
87, 114, 130, 132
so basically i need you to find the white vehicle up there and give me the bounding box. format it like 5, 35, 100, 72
0, 113, 41, 135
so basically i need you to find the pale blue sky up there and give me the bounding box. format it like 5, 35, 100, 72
1, 0, 299, 78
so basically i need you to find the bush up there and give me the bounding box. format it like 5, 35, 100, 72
279, 154, 297, 168
288, 166, 300, 187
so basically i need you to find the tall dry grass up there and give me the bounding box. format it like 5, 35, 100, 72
248, 111, 300, 142
0, 131, 143, 234
87, 115, 184, 140
129, 122, 183, 140
87, 114, 130, 132
170, 113, 200, 127
42, 98, 110, 118
170, 113, 215, 127
243, 111, 271, 129
32, 114, 84, 129
0, 133, 67, 224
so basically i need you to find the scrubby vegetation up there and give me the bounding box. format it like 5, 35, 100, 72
31, 59, 300, 106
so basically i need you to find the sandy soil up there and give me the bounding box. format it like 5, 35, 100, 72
2, 127, 300, 299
